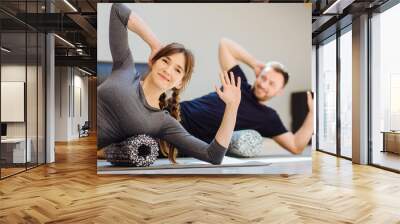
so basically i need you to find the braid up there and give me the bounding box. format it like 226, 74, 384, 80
159, 89, 181, 163
167, 88, 181, 121
159, 92, 167, 110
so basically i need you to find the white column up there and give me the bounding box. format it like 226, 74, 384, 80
46, 33, 55, 163
352, 14, 369, 164
46, 1, 55, 163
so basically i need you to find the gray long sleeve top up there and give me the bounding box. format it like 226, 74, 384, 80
97, 3, 227, 165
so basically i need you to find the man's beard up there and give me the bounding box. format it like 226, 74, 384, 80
251, 85, 269, 102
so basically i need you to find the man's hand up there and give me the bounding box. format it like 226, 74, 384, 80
307, 91, 314, 113
274, 91, 314, 155
253, 61, 265, 77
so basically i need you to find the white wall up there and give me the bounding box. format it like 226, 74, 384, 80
55, 67, 89, 141
98, 3, 312, 129
55, 67, 68, 141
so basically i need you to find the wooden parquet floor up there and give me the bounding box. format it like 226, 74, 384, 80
1, 135, 400, 224
1, 167, 26, 178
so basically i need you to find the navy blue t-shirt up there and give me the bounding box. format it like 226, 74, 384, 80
180, 65, 288, 143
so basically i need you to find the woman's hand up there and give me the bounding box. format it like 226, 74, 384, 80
148, 43, 163, 65
215, 71, 241, 108
214, 71, 241, 148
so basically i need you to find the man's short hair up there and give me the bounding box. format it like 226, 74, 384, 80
264, 61, 289, 87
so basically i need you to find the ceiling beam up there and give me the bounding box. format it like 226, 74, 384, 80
55, 55, 96, 72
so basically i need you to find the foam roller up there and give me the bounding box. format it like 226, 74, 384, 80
104, 134, 159, 167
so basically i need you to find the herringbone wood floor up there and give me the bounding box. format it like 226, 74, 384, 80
1, 135, 400, 224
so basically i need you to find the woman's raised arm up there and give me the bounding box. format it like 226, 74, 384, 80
109, 3, 133, 71
159, 71, 241, 165
109, 3, 161, 71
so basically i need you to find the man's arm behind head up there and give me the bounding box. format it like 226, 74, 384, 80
218, 38, 264, 77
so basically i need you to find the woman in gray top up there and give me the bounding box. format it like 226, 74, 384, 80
97, 3, 241, 165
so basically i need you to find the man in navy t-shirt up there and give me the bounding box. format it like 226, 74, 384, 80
180, 38, 314, 154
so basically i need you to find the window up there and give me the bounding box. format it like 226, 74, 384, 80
317, 36, 337, 154
339, 28, 352, 158
370, 2, 400, 171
